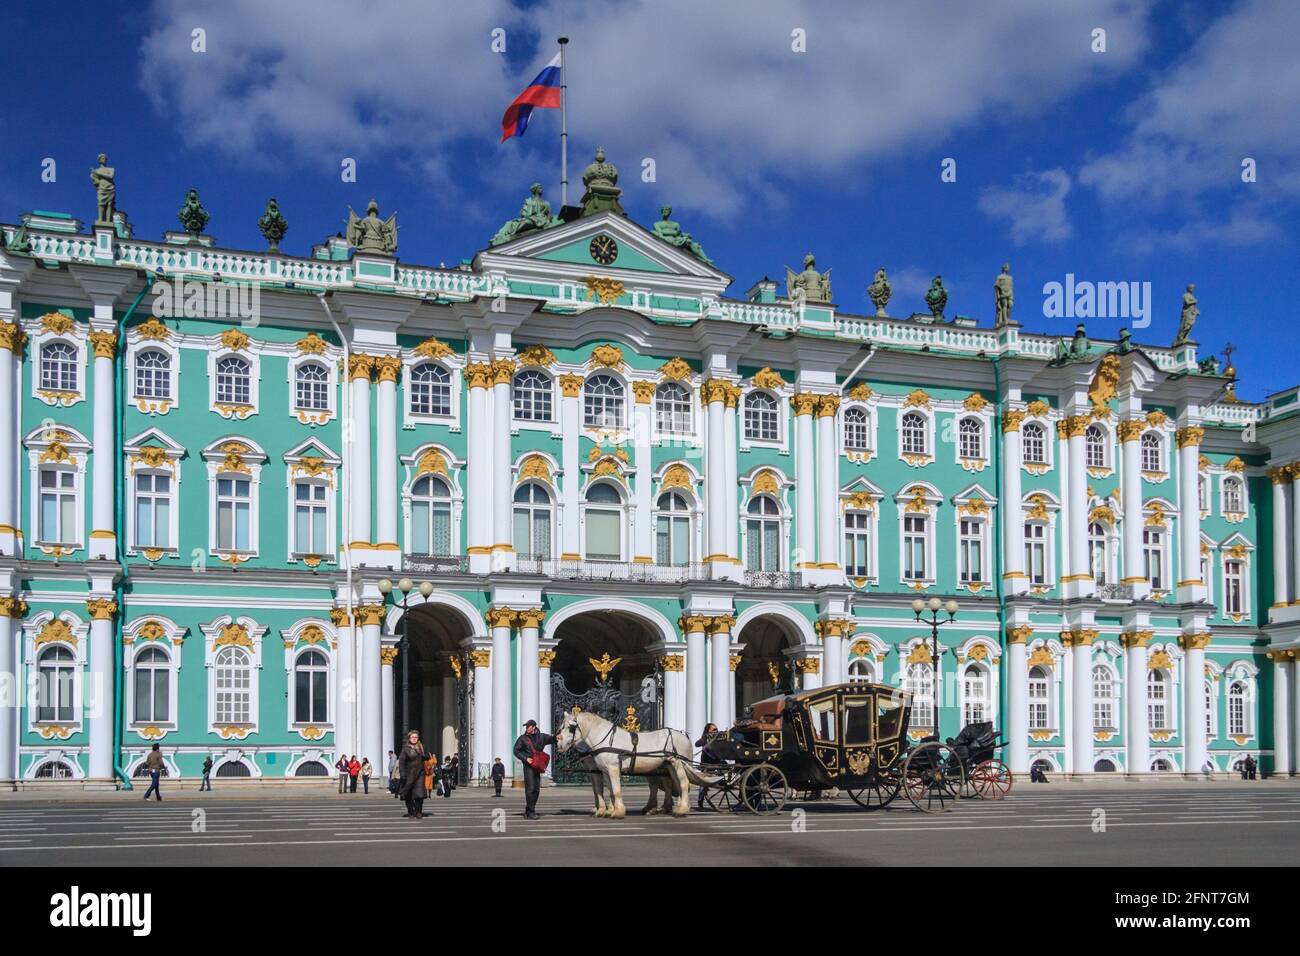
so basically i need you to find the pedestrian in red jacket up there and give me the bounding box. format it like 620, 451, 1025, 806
347, 756, 361, 793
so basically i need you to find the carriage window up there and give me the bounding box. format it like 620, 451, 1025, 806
809, 699, 837, 742
876, 695, 904, 739
843, 698, 872, 745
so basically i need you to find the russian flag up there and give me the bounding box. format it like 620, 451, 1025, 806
500, 52, 562, 142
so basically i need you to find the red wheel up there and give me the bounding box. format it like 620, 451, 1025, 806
970, 759, 1013, 799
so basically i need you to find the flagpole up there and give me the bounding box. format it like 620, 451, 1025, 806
558, 35, 569, 207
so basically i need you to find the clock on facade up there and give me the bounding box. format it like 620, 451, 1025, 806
589, 234, 618, 265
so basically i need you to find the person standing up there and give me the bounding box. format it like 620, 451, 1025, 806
361, 757, 373, 794
200, 755, 213, 792
449, 754, 459, 790
336, 754, 349, 794
397, 731, 429, 819
491, 757, 505, 797
347, 755, 361, 793
512, 719, 554, 820
141, 744, 164, 802
386, 750, 398, 797
440, 756, 454, 799
423, 752, 435, 798
694, 723, 720, 810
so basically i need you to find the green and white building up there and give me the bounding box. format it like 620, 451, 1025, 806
2, 151, 1298, 787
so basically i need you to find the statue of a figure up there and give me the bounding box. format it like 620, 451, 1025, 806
177, 188, 210, 237
1174, 283, 1199, 345
924, 276, 948, 320
867, 267, 892, 316
4, 223, 29, 253
1117, 328, 1134, 354
258, 198, 288, 253
994, 263, 1014, 327
1051, 323, 1090, 364
490, 183, 561, 246
578, 147, 625, 216
91, 153, 116, 225
346, 199, 398, 255
785, 252, 832, 303
652, 204, 712, 264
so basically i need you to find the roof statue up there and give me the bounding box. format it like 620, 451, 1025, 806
785, 252, 832, 303
579, 147, 626, 216
490, 183, 562, 247
1174, 283, 1198, 346
258, 198, 288, 253
1053, 322, 1090, 364
652, 204, 712, 265
177, 188, 210, 237
924, 275, 948, 321
867, 267, 891, 316
346, 199, 398, 255
994, 263, 1014, 327
91, 153, 116, 225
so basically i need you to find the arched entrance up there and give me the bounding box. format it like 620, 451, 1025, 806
393, 603, 476, 775
734, 615, 798, 717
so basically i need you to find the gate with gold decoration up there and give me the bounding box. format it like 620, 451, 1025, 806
550, 652, 662, 785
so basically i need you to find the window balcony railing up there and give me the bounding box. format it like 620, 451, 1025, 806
547, 559, 706, 584
743, 568, 803, 589
403, 553, 471, 575
1096, 583, 1135, 602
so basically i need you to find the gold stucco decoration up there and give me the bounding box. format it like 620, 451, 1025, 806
588, 343, 625, 370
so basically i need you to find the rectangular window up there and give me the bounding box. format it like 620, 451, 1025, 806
1143, 529, 1164, 590
293, 482, 328, 555
844, 512, 871, 577
216, 478, 251, 552
959, 518, 983, 583
585, 509, 621, 560
1024, 523, 1047, 586
1224, 560, 1244, 614
134, 473, 172, 549
1028, 679, 1049, 730
903, 515, 927, 580
38, 469, 77, 545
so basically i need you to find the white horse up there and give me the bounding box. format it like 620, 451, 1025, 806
553, 710, 721, 819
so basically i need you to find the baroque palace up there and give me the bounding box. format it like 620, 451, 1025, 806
1, 148, 1298, 788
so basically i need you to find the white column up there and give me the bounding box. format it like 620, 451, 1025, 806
380, 646, 395, 768
359, 604, 383, 767
791, 395, 817, 569
86, 599, 117, 781
661, 652, 686, 732
723, 389, 740, 562
1006, 629, 1029, 773
348, 357, 373, 551
820, 620, 844, 686
0, 322, 20, 555
1292, 658, 1300, 779
374, 358, 399, 568
1069, 631, 1094, 774
1176, 428, 1204, 602
1124, 633, 1150, 775
559, 375, 582, 560
333, 608, 356, 758
702, 382, 729, 568
684, 617, 707, 739
538, 650, 554, 736
465, 363, 493, 570
632, 385, 654, 562
1291, 471, 1300, 606
517, 609, 542, 728
1064, 416, 1092, 598
1119, 420, 1150, 598
440, 675, 457, 763
815, 396, 842, 572
491, 361, 515, 568
488, 610, 514, 778
1271, 470, 1291, 610
1273, 654, 1293, 775
1001, 412, 1026, 596
471, 648, 493, 778
709, 616, 733, 729
0, 608, 15, 781
798, 656, 822, 691
1181, 632, 1209, 775
728, 653, 738, 726
88, 333, 117, 559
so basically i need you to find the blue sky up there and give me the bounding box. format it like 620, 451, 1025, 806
2, 0, 1296, 398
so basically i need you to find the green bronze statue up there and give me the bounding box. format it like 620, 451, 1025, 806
994, 263, 1014, 327
1174, 283, 1198, 346
91, 153, 116, 225
258, 198, 288, 253
652, 205, 712, 264
177, 187, 209, 236
867, 267, 891, 316
785, 253, 832, 303
490, 183, 561, 246
924, 276, 948, 320
578, 147, 625, 217
346, 199, 398, 255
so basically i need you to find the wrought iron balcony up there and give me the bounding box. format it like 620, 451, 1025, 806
547, 559, 706, 583
743, 568, 804, 589
1096, 582, 1135, 602
403, 553, 470, 575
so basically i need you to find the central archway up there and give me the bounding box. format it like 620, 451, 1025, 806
392, 601, 478, 776
734, 613, 804, 717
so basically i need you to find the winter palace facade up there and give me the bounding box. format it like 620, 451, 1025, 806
2, 154, 1299, 788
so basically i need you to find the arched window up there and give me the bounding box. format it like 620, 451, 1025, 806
293, 480, 328, 555
40, 341, 78, 393
906, 662, 935, 728
1085, 425, 1106, 468
583, 374, 625, 429
38, 466, 77, 545
512, 483, 552, 559
1088, 521, 1109, 585
848, 658, 875, 683
410, 475, 451, 555
1147, 670, 1169, 731
1092, 664, 1116, 729
843, 407, 870, 452
1094, 759, 1117, 772
35, 760, 74, 779
1223, 477, 1244, 515
654, 382, 691, 435
133, 646, 170, 723
1028, 665, 1050, 730
583, 482, 623, 560
37, 645, 76, 722
294, 649, 329, 724
1150, 758, 1173, 772
745, 495, 781, 572
294, 362, 330, 411
958, 418, 983, 460
512, 369, 553, 422
135, 349, 171, 400
214, 646, 253, 725
844, 509, 872, 577
654, 492, 692, 566
1141, 432, 1162, 472
901, 412, 927, 456
215, 476, 252, 552
1228, 680, 1251, 736
215, 355, 251, 406
963, 663, 988, 724
294, 760, 329, 777
1022, 422, 1047, 464
216, 760, 251, 778
410, 363, 452, 417
743, 392, 779, 442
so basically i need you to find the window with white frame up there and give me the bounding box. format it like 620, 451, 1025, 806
1228, 680, 1252, 736
584, 482, 624, 560
293, 649, 329, 724
844, 510, 873, 577
215, 356, 252, 406
583, 374, 625, 429
1028, 665, 1051, 729
1205, 679, 1216, 739
133, 646, 171, 724
1201, 549, 1213, 603
1088, 522, 1109, 585
40, 342, 78, 393
958, 517, 985, 584
410, 476, 452, 555
292, 480, 329, 555
963, 663, 989, 724
36, 646, 76, 722
1198, 474, 1209, 512
214, 645, 253, 724
37, 466, 78, 546
1085, 425, 1107, 469
513, 369, 553, 422
745, 495, 781, 572
1141, 432, 1163, 472
1143, 527, 1166, 590
1224, 557, 1246, 614
906, 662, 935, 728
848, 658, 875, 683
844, 406, 870, 452
1022, 422, 1047, 464
215, 476, 252, 552
134, 472, 173, 549
135, 349, 172, 401
1092, 664, 1117, 729
901, 412, 928, 456
512, 483, 552, 559
958, 417, 983, 460
654, 382, 692, 435
1147, 670, 1169, 730
1223, 477, 1245, 516
410, 362, 452, 417
903, 514, 928, 581
743, 391, 779, 442
654, 492, 692, 566
294, 362, 330, 412
1024, 521, 1048, 586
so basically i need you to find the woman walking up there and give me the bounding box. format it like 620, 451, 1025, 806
398, 731, 429, 819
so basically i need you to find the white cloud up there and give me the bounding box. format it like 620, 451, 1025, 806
977, 169, 1073, 244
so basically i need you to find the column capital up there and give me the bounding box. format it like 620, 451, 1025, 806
490, 358, 517, 385
469, 648, 491, 668
1178, 631, 1212, 650
516, 607, 546, 630
539, 649, 557, 668
0, 596, 29, 619
1119, 629, 1154, 648
1062, 414, 1091, 438
347, 353, 377, 381
380, 646, 399, 665
88, 330, 118, 360
0, 321, 26, 354
794, 657, 820, 674
728, 653, 741, 672
1117, 419, 1145, 442
631, 380, 656, 404
559, 372, 584, 397
85, 598, 119, 621
329, 607, 352, 627
700, 378, 731, 405
815, 617, 855, 639
705, 614, 736, 635
678, 614, 710, 635
1060, 627, 1098, 647
1006, 625, 1033, 645
790, 392, 819, 416
659, 654, 684, 672
356, 603, 386, 627
485, 607, 518, 630
373, 354, 402, 383
1001, 409, 1026, 433
1175, 426, 1205, 449
1270, 466, 1291, 485
465, 362, 493, 390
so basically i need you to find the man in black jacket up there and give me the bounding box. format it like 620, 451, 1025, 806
512, 720, 554, 819
491, 757, 506, 796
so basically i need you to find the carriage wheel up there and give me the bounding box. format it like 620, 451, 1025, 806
902, 741, 965, 813
703, 777, 739, 812
739, 764, 788, 815
845, 765, 903, 811
969, 759, 1013, 799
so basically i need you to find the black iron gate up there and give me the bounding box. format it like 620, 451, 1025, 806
455, 655, 473, 786
550, 669, 663, 785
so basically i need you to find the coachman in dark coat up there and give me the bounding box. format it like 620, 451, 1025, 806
398, 731, 429, 819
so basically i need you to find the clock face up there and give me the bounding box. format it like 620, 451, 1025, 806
589, 234, 618, 265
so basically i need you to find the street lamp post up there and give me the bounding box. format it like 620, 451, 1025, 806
911, 596, 958, 734
378, 577, 433, 750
